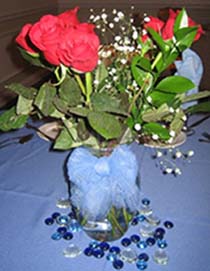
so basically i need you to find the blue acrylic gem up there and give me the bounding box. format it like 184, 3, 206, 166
141, 198, 150, 206
69, 219, 82, 232
84, 247, 93, 256
131, 217, 139, 226
57, 226, 67, 234
99, 242, 110, 251
130, 234, 141, 243
157, 239, 168, 249
106, 253, 117, 262
63, 232, 73, 240
44, 217, 54, 225
136, 240, 147, 249
136, 260, 148, 270
113, 259, 124, 269
51, 232, 62, 240
138, 253, 149, 262
121, 237, 131, 247
154, 227, 165, 239
89, 240, 99, 248
56, 215, 71, 225
137, 215, 145, 222
164, 220, 174, 229
146, 237, 156, 246
109, 246, 121, 254
52, 212, 61, 219
93, 249, 104, 258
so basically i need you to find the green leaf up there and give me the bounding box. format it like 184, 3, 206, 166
147, 27, 167, 52
174, 9, 188, 33
186, 101, 210, 114
19, 47, 52, 70
131, 56, 153, 92
53, 127, 73, 150
0, 107, 28, 131
87, 111, 122, 140
92, 93, 128, 116
135, 57, 152, 72
142, 103, 170, 122
143, 122, 170, 140
16, 95, 33, 115
170, 110, 185, 135
6, 83, 37, 99
156, 76, 195, 93
175, 26, 198, 51
95, 62, 108, 90
181, 90, 210, 103
59, 76, 82, 106
69, 107, 90, 117
150, 90, 176, 107
53, 96, 69, 114
34, 83, 57, 116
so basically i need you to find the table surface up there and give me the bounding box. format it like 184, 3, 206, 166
0, 115, 210, 271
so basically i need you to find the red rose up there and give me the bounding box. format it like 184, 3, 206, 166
58, 23, 100, 72
162, 9, 204, 41
15, 23, 37, 54
58, 6, 80, 27
29, 15, 62, 65
142, 16, 164, 42
161, 9, 177, 40
188, 17, 204, 41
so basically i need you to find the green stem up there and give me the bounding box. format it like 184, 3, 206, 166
74, 74, 86, 96
85, 72, 93, 105
151, 51, 162, 70
109, 207, 125, 235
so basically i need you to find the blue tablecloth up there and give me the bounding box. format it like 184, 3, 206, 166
0, 115, 210, 271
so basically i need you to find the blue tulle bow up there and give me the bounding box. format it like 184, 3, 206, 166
67, 145, 140, 220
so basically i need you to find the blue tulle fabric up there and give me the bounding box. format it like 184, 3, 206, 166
67, 145, 140, 220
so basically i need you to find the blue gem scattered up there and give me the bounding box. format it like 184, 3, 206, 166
45, 196, 174, 270
52, 212, 61, 219
57, 226, 67, 234
106, 253, 117, 262
131, 234, 141, 243
113, 259, 124, 269
137, 215, 145, 222
164, 220, 174, 229
141, 198, 150, 206
84, 247, 93, 256
56, 215, 71, 225
93, 249, 105, 258
131, 217, 139, 226
45, 217, 54, 225
157, 240, 168, 249
109, 246, 121, 254
121, 237, 131, 247
99, 242, 110, 251
136, 240, 147, 249
136, 260, 148, 270
154, 227, 165, 240
138, 253, 149, 262
146, 237, 156, 246
51, 232, 62, 240
63, 232, 73, 240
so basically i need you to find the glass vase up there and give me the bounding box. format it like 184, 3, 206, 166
67, 144, 140, 241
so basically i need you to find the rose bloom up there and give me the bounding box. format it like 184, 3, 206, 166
58, 23, 100, 72
15, 23, 37, 54
142, 16, 164, 42
162, 9, 204, 41
58, 6, 80, 27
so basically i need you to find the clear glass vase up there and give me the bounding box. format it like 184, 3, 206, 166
68, 144, 140, 241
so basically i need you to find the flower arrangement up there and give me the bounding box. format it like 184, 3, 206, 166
0, 6, 210, 150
